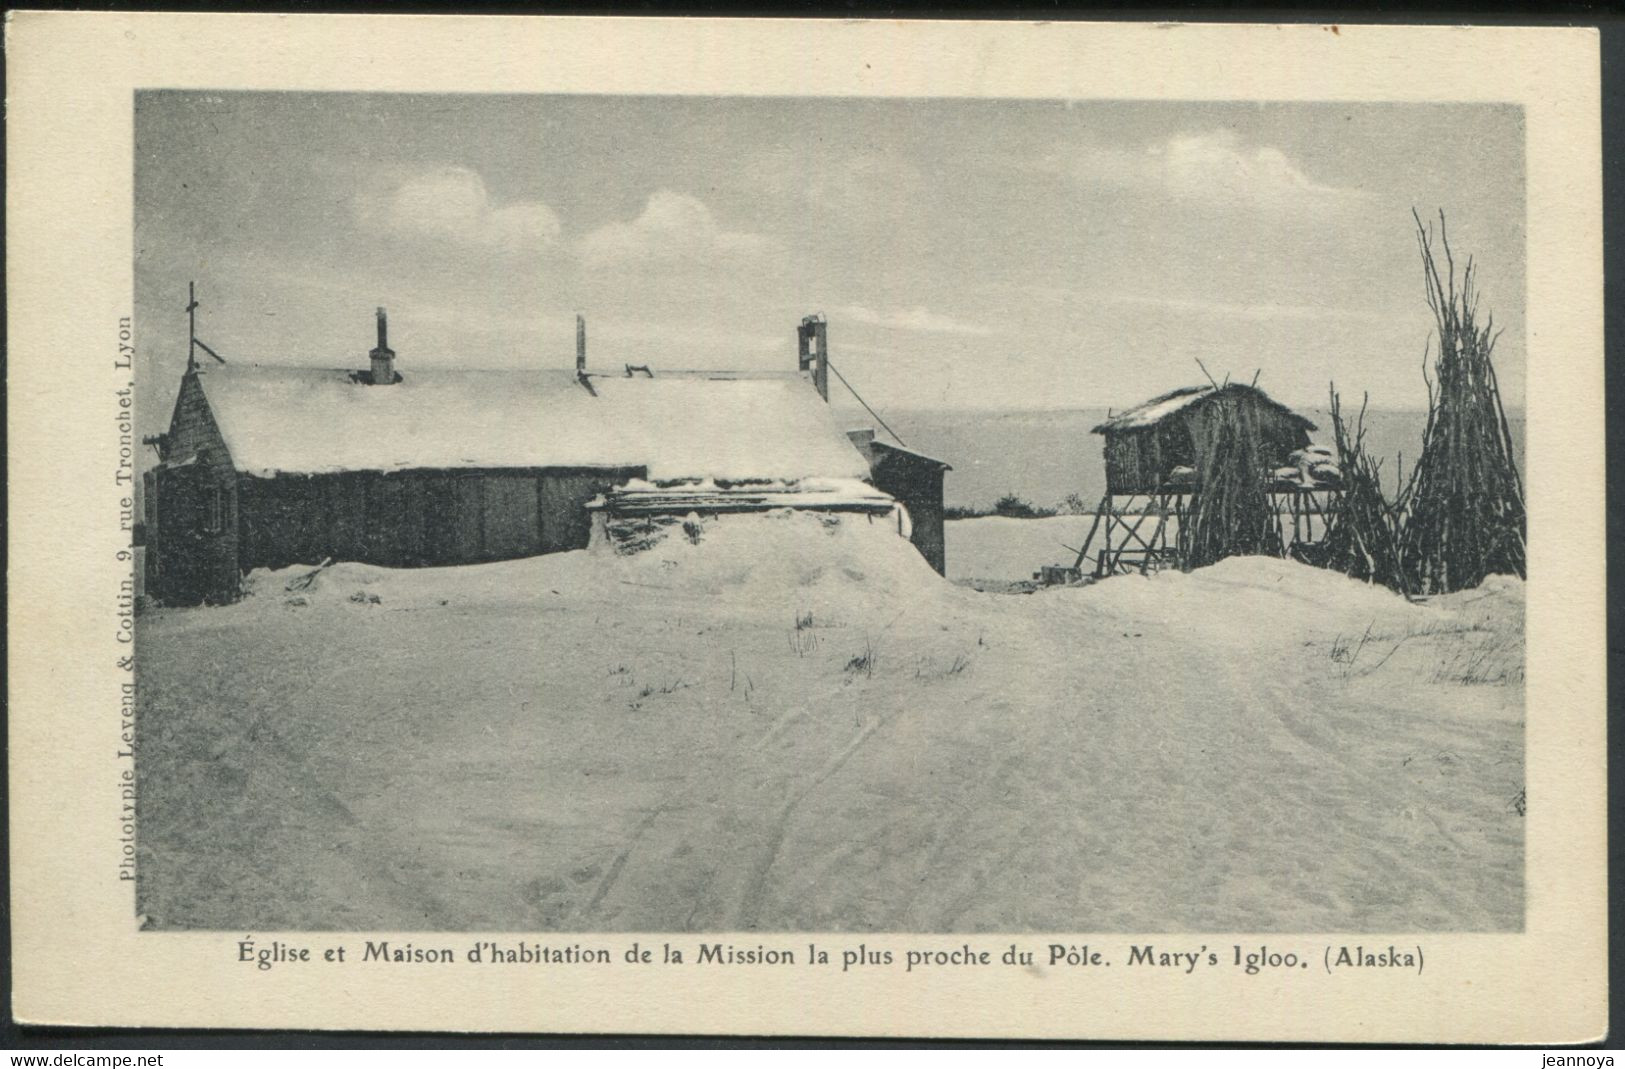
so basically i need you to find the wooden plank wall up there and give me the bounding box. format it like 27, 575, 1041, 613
150, 372, 242, 603
238, 466, 645, 570
152, 463, 242, 604
484, 475, 542, 559
1104, 426, 1180, 495
871, 447, 947, 575
539, 469, 642, 552
1103, 395, 1310, 494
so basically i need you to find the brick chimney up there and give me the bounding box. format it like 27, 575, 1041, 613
370, 307, 397, 385
797, 315, 828, 401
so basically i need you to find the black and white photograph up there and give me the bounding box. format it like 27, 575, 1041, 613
6, 12, 1605, 1042
131, 91, 1528, 935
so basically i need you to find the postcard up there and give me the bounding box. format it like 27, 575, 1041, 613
6, 13, 1605, 1042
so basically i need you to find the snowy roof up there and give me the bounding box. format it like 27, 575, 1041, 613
194, 364, 872, 481
1091, 384, 1316, 435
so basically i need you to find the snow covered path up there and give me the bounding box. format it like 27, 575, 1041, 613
135, 517, 1522, 931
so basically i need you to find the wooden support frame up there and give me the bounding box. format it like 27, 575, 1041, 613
1069, 485, 1344, 579
1071, 491, 1188, 578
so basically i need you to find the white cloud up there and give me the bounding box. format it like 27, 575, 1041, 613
1158, 130, 1367, 205
837, 304, 993, 337
1098, 293, 1385, 323
1058, 129, 1370, 210
578, 191, 768, 268
359, 167, 561, 254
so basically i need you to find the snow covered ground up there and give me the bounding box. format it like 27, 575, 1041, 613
135, 510, 1523, 932
947, 516, 1095, 582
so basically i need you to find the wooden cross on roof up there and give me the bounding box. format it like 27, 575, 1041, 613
185, 281, 226, 369
186, 282, 198, 371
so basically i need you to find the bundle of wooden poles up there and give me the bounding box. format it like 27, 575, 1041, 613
1398, 209, 1526, 594
1312, 210, 1524, 597
1316, 389, 1408, 592
1179, 400, 1282, 570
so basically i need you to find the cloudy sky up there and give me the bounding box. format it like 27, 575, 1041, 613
134, 93, 1523, 437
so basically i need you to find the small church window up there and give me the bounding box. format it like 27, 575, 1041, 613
202, 486, 225, 535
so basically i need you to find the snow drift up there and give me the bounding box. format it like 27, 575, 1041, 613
136, 514, 1523, 933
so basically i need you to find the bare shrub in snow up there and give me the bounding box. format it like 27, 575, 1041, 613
844, 639, 875, 679
789, 612, 823, 656
1430, 631, 1524, 686
992, 493, 1056, 519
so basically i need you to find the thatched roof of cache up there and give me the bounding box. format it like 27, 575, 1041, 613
1091, 383, 1317, 436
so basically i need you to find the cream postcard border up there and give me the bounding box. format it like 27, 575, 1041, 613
5, 13, 1605, 1042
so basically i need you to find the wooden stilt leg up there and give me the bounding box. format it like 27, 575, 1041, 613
1074, 496, 1107, 572
1143, 496, 1171, 575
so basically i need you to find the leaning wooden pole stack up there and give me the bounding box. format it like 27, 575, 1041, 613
1400, 209, 1526, 594
1179, 399, 1281, 570
1318, 387, 1409, 594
